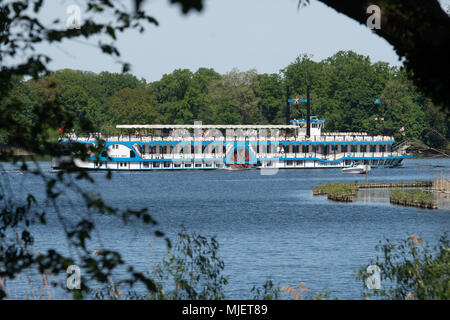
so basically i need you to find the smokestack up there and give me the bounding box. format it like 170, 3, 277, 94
285, 83, 291, 125
306, 82, 311, 138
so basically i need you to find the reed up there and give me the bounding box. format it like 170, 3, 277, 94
390, 189, 438, 209
0, 271, 67, 300
313, 182, 358, 202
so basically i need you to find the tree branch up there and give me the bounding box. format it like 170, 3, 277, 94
318, 0, 450, 111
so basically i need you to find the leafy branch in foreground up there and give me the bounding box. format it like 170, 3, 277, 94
91, 226, 228, 300
251, 279, 281, 300
0, 0, 203, 299
357, 233, 450, 300
150, 226, 228, 300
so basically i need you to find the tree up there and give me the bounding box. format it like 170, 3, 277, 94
0, 77, 36, 145
380, 79, 425, 140
209, 69, 262, 124
189, 68, 221, 123
98, 71, 146, 99
257, 73, 285, 124
302, 0, 450, 112
109, 88, 160, 124
29, 69, 150, 131
283, 51, 394, 133
422, 100, 450, 150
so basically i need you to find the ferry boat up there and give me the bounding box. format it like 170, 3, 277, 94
52, 117, 412, 171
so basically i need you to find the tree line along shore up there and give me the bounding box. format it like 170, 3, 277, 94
1, 50, 448, 155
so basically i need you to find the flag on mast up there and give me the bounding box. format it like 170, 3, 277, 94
288, 97, 307, 104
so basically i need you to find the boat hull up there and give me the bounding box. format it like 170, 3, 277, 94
342, 165, 371, 174
52, 155, 407, 171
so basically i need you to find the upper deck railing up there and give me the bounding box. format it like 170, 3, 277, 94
62, 133, 395, 143
125, 151, 406, 160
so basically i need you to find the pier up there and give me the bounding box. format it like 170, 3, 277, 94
357, 181, 433, 189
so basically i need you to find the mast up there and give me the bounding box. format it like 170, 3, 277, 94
306, 81, 311, 138
285, 83, 291, 125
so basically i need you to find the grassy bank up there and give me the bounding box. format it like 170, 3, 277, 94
390, 189, 438, 209
313, 182, 359, 202
313, 181, 437, 204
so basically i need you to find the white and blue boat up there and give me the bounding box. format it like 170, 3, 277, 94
52, 117, 411, 170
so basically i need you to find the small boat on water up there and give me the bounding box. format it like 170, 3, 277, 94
224, 164, 251, 170
342, 164, 371, 174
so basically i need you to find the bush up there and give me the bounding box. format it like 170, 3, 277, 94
357, 233, 449, 300
391, 189, 434, 205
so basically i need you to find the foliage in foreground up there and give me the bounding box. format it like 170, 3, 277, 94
251, 279, 281, 300
150, 227, 228, 300
93, 227, 228, 300
1, 229, 448, 300
0, 0, 174, 300
357, 233, 449, 300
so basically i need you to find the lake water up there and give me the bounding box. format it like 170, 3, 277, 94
1, 158, 449, 299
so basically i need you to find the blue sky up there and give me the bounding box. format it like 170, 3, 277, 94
34, 0, 426, 82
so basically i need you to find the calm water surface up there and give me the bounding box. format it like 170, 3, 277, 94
1, 158, 449, 299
